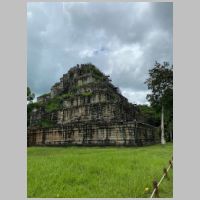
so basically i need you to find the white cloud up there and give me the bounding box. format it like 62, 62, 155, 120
27, 2, 173, 104
79, 49, 95, 58
122, 89, 149, 105
27, 11, 32, 18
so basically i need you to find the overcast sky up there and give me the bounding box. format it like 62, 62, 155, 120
27, 2, 173, 104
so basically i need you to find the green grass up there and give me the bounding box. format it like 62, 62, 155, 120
27, 143, 173, 198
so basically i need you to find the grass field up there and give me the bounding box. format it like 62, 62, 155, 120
27, 143, 173, 198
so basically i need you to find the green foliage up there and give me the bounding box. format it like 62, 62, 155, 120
27, 87, 31, 96
145, 62, 173, 139
145, 62, 173, 109
44, 97, 62, 113
81, 63, 104, 80
27, 102, 40, 114
92, 69, 104, 80
107, 91, 116, 100
27, 87, 35, 102
27, 102, 41, 127
27, 143, 173, 198
137, 105, 160, 126
70, 86, 79, 93
38, 119, 55, 128
81, 91, 93, 97
61, 93, 73, 99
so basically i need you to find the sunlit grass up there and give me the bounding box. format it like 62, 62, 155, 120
27, 143, 173, 198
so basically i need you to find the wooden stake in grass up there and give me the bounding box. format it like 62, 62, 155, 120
153, 180, 159, 198
169, 160, 173, 169
163, 167, 169, 180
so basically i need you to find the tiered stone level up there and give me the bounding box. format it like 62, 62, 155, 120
28, 64, 160, 146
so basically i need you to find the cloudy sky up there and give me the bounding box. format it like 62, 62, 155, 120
27, 2, 173, 104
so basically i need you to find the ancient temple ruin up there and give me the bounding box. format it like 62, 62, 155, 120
27, 63, 160, 146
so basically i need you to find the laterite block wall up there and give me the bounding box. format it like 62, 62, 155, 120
27, 122, 160, 146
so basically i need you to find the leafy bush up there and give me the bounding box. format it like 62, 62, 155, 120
27, 102, 40, 114
137, 104, 160, 126
45, 97, 62, 113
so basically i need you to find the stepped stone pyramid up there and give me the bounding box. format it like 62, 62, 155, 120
28, 63, 160, 146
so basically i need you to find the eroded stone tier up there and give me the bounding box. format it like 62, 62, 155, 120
28, 122, 160, 146
28, 63, 160, 146
32, 63, 137, 126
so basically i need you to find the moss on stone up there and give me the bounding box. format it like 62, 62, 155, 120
44, 97, 62, 113
81, 91, 93, 97
61, 93, 73, 99
38, 119, 55, 128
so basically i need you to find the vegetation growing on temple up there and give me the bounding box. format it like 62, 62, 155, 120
27, 63, 172, 146
44, 97, 63, 113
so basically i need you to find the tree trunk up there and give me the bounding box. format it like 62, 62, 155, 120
161, 105, 166, 144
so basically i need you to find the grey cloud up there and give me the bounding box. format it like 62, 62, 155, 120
27, 2, 173, 104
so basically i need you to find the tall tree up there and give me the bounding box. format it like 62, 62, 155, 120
145, 61, 173, 144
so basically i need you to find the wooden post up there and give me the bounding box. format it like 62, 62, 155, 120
153, 180, 159, 198
163, 167, 169, 179
169, 160, 173, 169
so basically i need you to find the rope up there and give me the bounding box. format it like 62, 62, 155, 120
150, 160, 173, 198
150, 188, 156, 198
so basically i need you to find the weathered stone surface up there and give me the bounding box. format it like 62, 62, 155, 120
28, 63, 160, 146
28, 122, 160, 146
37, 93, 51, 103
